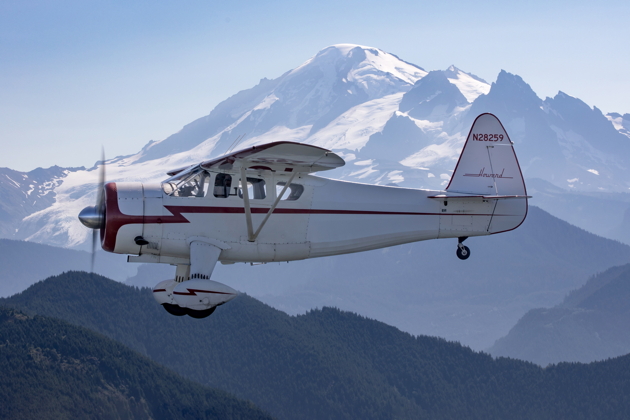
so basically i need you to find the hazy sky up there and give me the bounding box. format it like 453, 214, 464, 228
2, 0, 629, 171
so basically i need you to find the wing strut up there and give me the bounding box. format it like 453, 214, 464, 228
240, 167, 255, 241
241, 167, 297, 242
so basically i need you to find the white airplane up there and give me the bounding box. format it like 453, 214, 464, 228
79, 113, 529, 318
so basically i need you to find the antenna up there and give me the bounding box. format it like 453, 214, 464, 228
225, 133, 247, 155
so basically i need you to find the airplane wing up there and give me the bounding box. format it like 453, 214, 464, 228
166, 164, 196, 177
199, 141, 345, 173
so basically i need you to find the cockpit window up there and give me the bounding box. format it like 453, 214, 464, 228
213, 173, 232, 198
276, 182, 304, 201
162, 168, 210, 197
238, 178, 266, 200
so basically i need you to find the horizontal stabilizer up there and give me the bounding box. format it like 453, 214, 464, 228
428, 194, 531, 200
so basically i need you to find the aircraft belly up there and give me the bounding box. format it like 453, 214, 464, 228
306, 214, 439, 258
159, 211, 311, 262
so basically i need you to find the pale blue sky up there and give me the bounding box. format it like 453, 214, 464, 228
2, 0, 628, 171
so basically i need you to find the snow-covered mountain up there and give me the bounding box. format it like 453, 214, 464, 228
607, 112, 630, 139
2, 43, 630, 248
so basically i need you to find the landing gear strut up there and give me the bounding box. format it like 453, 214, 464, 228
456, 237, 470, 260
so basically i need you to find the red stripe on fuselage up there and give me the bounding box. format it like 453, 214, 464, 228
173, 289, 235, 296
160, 206, 502, 217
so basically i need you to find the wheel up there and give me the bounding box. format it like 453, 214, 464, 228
187, 307, 217, 319
162, 303, 187, 316
456, 245, 471, 260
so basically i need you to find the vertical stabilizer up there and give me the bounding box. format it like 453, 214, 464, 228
447, 113, 526, 196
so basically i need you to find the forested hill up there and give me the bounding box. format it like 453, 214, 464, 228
4, 272, 630, 420
0, 307, 272, 420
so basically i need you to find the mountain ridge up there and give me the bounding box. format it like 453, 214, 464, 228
489, 263, 630, 365
0, 305, 273, 420
5, 271, 630, 420
2, 43, 630, 249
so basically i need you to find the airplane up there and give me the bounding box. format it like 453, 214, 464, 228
78, 113, 529, 318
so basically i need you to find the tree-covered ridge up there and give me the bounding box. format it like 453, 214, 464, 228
0, 306, 272, 420
4, 271, 630, 419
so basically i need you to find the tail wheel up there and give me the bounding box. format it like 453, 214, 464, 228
162, 303, 187, 316
187, 307, 217, 319
456, 245, 471, 260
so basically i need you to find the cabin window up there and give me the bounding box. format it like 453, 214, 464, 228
163, 170, 210, 197
276, 182, 304, 201
213, 173, 232, 198
238, 177, 266, 199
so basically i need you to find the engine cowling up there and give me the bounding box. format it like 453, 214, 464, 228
101, 182, 144, 254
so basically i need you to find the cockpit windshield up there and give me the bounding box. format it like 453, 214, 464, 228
162, 166, 210, 197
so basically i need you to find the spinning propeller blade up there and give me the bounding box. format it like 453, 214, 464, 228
78, 149, 106, 272
93, 148, 105, 271
91, 228, 98, 272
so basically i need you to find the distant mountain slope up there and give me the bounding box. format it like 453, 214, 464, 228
0, 165, 81, 238
0, 239, 135, 297
4, 205, 629, 351
489, 263, 630, 365
126, 205, 630, 350
5, 271, 630, 420
0, 306, 272, 420
607, 112, 630, 139
605, 204, 630, 246
525, 178, 630, 245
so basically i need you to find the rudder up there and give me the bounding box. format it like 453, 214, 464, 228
447, 113, 526, 197
447, 113, 528, 234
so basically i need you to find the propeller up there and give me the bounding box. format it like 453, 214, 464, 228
78, 149, 106, 272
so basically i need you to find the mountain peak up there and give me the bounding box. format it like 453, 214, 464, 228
320, 43, 375, 55
442, 65, 490, 102
471, 69, 541, 112
293, 44, 427, 87
399, 70, 468, 119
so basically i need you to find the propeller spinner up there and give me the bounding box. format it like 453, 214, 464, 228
78, 150, 106, 271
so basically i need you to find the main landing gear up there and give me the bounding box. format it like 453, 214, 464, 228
162, 303, 216, 319
152, 241, 238, 320
456, 236, 470, 260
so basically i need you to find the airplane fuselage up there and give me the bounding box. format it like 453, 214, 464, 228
104, 171, 526, 264
79, 114, 529, 318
